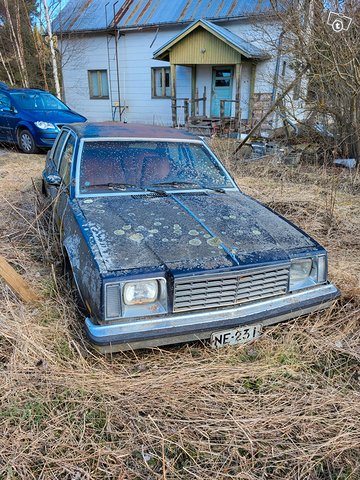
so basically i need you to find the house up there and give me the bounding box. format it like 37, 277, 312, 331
53, 0, 302, 132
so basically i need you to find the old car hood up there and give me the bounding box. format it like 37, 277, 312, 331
78, 192, 315, 272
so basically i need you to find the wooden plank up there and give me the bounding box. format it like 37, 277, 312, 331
249, 63, 256, 126
191, 65, 196, 117
170, 63, 177, 127
0, 255, 40, 304
235, 62, 242, 127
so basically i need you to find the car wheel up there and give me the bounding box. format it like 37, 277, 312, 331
18, 129, 39, 154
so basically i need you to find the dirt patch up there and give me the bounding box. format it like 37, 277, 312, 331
0, 146, 359, 479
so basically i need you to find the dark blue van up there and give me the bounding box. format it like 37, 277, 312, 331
0, 83, 86, 153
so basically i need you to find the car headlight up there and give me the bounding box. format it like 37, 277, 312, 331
289, 255, 327, 291
104, 278, 167, 320
34, 121, 56, 130
123, 280, 158, 305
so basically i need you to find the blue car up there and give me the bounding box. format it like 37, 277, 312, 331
42, 122, 340, 352
0, 83, 86, 153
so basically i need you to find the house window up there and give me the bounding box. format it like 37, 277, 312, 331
88, 70, 109, 99
152, 67, 171, 98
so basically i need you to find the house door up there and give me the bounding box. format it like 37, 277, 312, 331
211, 67, 233, 117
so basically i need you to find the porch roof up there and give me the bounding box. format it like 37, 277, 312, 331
153, 19, 269, 62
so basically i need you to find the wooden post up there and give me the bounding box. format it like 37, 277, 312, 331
203, 86, 206, 117
249, 63, 256, 127
220, 99, 225, 130
191, 66, 196, 117
235, 62, 242, 130
170, 63, 177, 127
0, 255, 40, 304
195, 87, 199, 115
184, 98, 189, 129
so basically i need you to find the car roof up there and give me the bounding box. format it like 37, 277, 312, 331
65, 122, 201, 140
5, 88, 48, 94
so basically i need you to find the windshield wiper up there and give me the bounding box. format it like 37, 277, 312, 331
88, 182, 137, 191
85, 182, 168, 196
151, 181, 226, 193
150, 181, 201, 188
201, 185, 226, 194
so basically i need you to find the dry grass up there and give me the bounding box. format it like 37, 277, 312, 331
0, 144, 359, 479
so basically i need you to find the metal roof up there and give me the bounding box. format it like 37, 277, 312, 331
53, 0, 276, 33
153, 19, 269, 60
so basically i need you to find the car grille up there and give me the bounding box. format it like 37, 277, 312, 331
173, 265, 290, 312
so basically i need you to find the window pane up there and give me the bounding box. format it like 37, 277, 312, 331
165, 71, 170, 96
53, 131, 69, 167
101, 71, 109, 97
215, 79, 230, 87
91, 72, 99, 97
59, 135, 75, 185
216, 70, 232, 78
155, 70, 162, 96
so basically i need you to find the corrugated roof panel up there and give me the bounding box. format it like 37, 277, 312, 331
53, 0, 276, 33
53, 0, 123, 32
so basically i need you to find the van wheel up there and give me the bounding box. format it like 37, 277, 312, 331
18, 129, 39, 154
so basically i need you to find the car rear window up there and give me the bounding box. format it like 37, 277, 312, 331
78, 140, 233, 195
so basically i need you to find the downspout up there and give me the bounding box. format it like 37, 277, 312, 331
105, 2, 114, 120
113, 1, 122, 121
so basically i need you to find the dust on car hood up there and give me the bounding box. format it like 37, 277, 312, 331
78, 191, 315, 273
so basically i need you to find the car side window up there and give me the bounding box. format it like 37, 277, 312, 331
53, 130, 69, 168
0, 93, 11, 111
59, 134, 75, 186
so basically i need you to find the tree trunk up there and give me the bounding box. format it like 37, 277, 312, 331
42, 0, 61, 98
3, 0, 29, 87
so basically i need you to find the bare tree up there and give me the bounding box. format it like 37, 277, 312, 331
42, 0, 61, 98
271, 0, 360, 163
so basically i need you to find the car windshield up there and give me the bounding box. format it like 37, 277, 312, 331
78, 140, 234, 195
11, 92, 69, 111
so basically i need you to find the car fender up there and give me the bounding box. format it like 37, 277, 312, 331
15, 120, 37, 138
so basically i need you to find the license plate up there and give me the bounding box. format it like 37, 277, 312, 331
210, 324, 262, 349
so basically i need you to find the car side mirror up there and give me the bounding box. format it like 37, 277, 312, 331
45, 173, 62, 186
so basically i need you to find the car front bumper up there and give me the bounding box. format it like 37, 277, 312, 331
35, 132, 58, 147
85, 283, 340, 353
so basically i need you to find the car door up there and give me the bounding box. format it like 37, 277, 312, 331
0, 92, 17, 143
45, 129, 70, 201
54, 132, 76, 237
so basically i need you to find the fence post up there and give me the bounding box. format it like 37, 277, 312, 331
220, 99, 225, 131
203, 86, 206, 117
184, 99, 189, 130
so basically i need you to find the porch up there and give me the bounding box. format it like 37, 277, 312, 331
153, 19, 269, 134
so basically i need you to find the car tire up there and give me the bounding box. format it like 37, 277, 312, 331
18, 129, 39, 154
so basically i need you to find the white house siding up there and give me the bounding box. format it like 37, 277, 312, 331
60, 20, 290, 126
107, 28, 192, 125
61, 34, 112, 121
